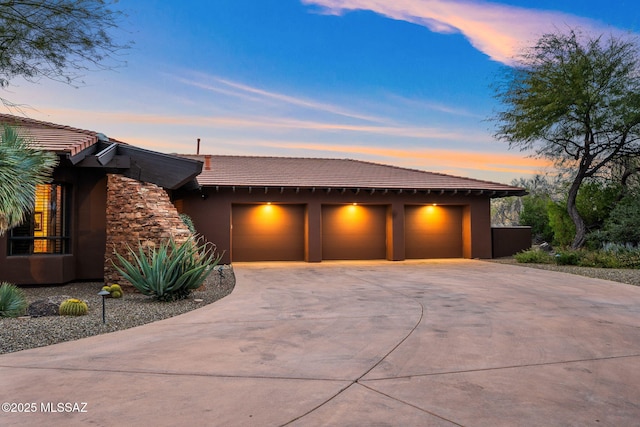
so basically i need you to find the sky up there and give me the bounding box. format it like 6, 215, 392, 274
5, 0, 640, 184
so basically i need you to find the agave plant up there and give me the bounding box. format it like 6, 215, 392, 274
0, 125, 57, 234
113, 235, 222, 301
0, 282, 28, 317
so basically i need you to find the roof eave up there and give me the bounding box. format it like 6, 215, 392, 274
199, 183, 527, 197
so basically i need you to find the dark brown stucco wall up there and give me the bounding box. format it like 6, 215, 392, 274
0, 168, 107, 285
178, 187, 493, 264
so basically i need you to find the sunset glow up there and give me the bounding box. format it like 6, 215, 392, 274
5, 1, 635, 184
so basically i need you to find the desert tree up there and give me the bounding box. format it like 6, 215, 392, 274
494, 29, 640, 248
0, 0, 129, 107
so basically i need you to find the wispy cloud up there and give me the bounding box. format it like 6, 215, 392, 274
384, 93, 482, 118
302, 0, 622, 65
28, 106, 547, 181
39, 107, 490, 144
248, 140, 551, 177
173, 72, 389, 124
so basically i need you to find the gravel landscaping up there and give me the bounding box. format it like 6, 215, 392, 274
489, 258, 640, 287
0, 266, 235, 355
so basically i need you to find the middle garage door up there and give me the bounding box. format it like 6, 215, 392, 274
232, 204, 305, 262
322, 204, 387, 260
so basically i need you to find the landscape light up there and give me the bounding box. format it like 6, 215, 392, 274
98, 289, 110, 324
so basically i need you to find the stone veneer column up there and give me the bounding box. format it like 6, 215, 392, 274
104, 174, 193, 286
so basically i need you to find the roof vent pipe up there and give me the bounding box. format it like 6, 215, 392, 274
196, 138, 201, 155
204, 154, 211, 170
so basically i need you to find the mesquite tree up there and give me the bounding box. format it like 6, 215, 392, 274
0, 0, 129, 106
494, 30, 640, 248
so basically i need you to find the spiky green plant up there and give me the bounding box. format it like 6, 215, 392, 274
0, 125, 58, 234
113, 235, 222, 302
0, 282, 28, 317
59, 298, 88, 316
179, 213, 196, 233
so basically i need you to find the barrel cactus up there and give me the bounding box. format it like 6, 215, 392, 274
59, 298, 89, 316
102, 284, 123, 298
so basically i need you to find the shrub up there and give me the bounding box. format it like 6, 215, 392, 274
577, 250, 622, 268
547, 201, 575, 246
0, 282, 28, 317
59, 298, 89, 316
604, 194, 640, 245
555, 251, 581, 266
113, 235, 222, 302
514, 249, 554, 264
519, 195, 554, 242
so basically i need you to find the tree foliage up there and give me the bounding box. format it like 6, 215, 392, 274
0, 0, 128, 105
547, 201, 575, 247
575, 180, 621, 230
494, 29, 640, 248
519, 195, 553, 242
603, 191, 640, 245
0, 125, 57, 234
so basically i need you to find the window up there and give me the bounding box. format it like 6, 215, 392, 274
8, 184, 70, 255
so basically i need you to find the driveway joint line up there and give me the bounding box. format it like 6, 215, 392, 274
361, 352, 640, 382
358, 382, 465, 427
0, 363, 356, 382
281, 283, 426, 425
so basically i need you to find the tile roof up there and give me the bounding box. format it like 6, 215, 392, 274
181, 155, 526, 196
0, 114, 202, 189
0, 113, 104, 156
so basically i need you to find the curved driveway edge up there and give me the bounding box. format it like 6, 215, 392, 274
1, 260, 640, 426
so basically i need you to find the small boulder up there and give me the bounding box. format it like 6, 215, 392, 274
27, 295, 73, 317
539, 242, 553, 252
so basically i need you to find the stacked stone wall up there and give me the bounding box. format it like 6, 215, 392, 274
104, 174, 192, 286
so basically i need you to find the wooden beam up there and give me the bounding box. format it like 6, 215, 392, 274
95, 142, 118, 166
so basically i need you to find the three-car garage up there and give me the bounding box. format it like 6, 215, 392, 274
180, 155, 526, 264
229, 202, 465, 262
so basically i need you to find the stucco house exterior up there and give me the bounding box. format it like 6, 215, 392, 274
0, 115, 528, 285
0, 114, 201, 285
176, 155, 528, 265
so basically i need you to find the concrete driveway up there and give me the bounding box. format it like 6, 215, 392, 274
1, 260, 640, 426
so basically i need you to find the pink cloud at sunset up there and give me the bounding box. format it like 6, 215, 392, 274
303, 0, 620, 64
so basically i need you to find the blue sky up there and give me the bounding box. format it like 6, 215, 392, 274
6, 0, 640, 183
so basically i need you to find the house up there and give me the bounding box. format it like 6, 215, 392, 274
0, 114, 528, 285
175, 155, 528, 264
0, 114, 202, 285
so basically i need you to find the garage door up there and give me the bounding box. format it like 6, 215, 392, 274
322, 204, 386, 260
232, 204, 305, 261
405, 205, 463, 258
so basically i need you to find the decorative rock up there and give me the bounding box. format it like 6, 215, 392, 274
27, 295, 73, 317
539, 242, 553, 252
104, 174, 193, 287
